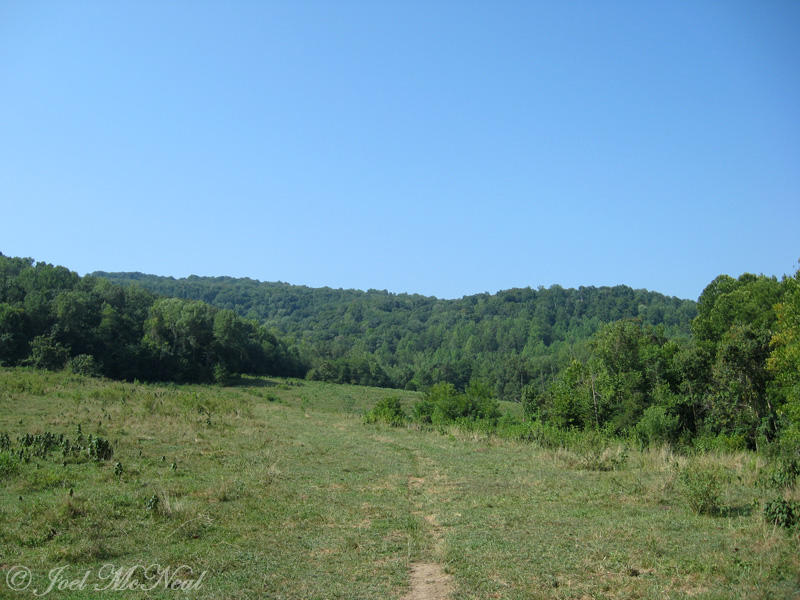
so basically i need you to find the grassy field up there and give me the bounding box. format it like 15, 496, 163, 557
0, 367, 798, 599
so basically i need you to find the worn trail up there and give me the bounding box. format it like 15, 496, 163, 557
402, 449, 454, 600
402, 563, 453, 600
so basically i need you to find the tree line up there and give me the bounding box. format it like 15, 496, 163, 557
0, 255, 305, 383
93, 270, 697, 399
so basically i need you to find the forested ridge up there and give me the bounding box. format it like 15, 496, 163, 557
92, 270, 697, 399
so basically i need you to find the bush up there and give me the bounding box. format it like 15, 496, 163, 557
413, 381, 500, 426
679, 462, 728, 515
763, 498, 800, 530
692, 432, 747, 453
364, 397, 407, 427
213, 363, 234, 385
577, 429, 628, 471
68, 354, 101, 377
505, 420, 581, 448
86, 435, 114, 461
27, 335, 69, 370
634, 405, 679, 447
758, 457, 799, 490
494, 414, 529, 440
520, 383, 540, 421
412, 397, 435, 424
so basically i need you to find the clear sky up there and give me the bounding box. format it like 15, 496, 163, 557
2, 1, 798, 300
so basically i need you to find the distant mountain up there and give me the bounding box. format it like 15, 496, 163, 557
93, 271, 697, 399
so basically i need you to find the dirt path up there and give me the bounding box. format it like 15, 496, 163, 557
402, 563, 453, 600
402, 454, 454, 600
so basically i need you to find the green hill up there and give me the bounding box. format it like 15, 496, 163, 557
93, 271, 697, 399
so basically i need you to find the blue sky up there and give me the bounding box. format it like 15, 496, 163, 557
2, 1, 798, 300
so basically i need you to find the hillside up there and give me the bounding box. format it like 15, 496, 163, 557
93, 271, 697, 398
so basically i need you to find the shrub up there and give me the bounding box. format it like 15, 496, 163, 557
68, 354, 100, 377
86, 435, 113, 461
763, 498, 800, 530
758, 457, 799, 490
577, 429, 628, 471
504, 420, 580, 448
431, 393, 470, 425
412, 397, 435, 423
693, 432, 747, 453
494, 414, 528, 440
634, 405, 679, 447
27, 335, 69, 370
413, 381, 501, 426
213, 363, 234, 385
679, 462, 728, 515
364, 397, 407, 427
520, 383, 540, 421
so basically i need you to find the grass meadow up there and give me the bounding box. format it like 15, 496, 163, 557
0, 367, 798, 599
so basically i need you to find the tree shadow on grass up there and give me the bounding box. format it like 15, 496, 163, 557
226, 375, 279, 388
719, 504, 754, 518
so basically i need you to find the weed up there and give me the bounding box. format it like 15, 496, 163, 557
145, 493, 159, 512
0, 451, 19, 478
86, 435, 113, 461
579, 444, 628, 471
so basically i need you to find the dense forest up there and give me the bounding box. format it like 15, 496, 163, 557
0, 254, 305, 383
93, 271, 697, 400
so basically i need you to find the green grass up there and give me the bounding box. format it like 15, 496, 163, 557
0, 367, 798, 599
